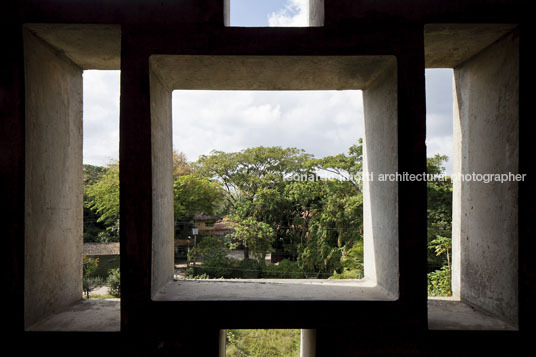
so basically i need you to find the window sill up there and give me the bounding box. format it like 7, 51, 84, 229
152, 278, 397, 301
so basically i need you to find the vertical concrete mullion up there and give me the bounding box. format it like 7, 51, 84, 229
119, 27, 154, 333
149, 63, 174, 297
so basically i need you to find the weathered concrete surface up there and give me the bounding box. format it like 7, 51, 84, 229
150, 69, 175, 297
24, 24, 120, 70
24, 29, 83, 329
424, 24, 517, 68
300, 329, 317, 357
309, 0, 325, 27
150, 55, 395, 90
153, 278, 397, 301
452, 30, 519, 327
150, 55, 399, 298
428, 298, 516, 330
363, 59, 399, 297
27, 299, 120, 332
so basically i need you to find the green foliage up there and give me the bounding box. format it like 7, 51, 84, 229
230, 216, 275, 263
330, 241, 364, 279
297, 226, 342, 278
426, 155, 453, 296
427, 155, 452, 270
174, 174, 224, 221
262, 259, 305, 279
83, 164, 111, 243
85, 163, 120, 241
237, 258, 261, 279
92, 255, 120, 279
83, 256, 101, 298
188, 236, 236, 278
107, 268, 120, 297
226, 329, 300, 357
308, 138, 363, 188
428, 266, 452, 297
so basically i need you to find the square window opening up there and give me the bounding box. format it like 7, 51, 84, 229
149, 55, 399, 302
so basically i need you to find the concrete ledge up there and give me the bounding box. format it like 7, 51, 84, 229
153, 279, 397, 301
27, 299, 120, 332
427, 298, 516, 331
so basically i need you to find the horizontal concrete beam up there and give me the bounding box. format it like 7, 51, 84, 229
24, 24, 121, 70
150, 55, 395, 90
424, 23, 517, 68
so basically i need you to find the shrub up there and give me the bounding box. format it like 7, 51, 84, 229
262, 259, 305, 279
428, 266, 452, 297
107, 268, 120, 297
330, 243, 364, 279
237, 258, 261, 279
83, 256, 100, 298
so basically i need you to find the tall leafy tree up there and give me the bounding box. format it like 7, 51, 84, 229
85, 162, 120, 241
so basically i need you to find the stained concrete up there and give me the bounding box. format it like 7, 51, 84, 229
309, 0, 325, 27
424, 24, 517, 68
24, 24, 121, 70
24, 29, 83, 329
150, 68, 175, 297
149, 55, 395, 90
363, 60, 399, 296
153, 278, 397, 301
428, 298, 515, 330
452, 30, 519, 327
27, 299, 120, 332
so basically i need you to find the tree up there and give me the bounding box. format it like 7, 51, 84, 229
174, 175, 224, 221
229, 216, 275, 263
426, 155, 452, 271
426, 155, 453, 296
83, 164, 109, 243
85, 163, 120, 242
195, 146, 313, 258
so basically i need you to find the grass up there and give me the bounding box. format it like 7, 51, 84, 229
226, 329, 300, 357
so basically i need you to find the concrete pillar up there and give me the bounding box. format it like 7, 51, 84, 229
24, 29, 83, 328
150, 65, 175, 297
362, 59, 399, 297
452, 30, 519, 326
219, 329, 227, 357
309, 0, 325, 27
300, 329, 316, 357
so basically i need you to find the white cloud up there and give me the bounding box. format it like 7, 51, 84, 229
172, 90, 364, 161
83, 70, 120, 166
268, 0, 308, 27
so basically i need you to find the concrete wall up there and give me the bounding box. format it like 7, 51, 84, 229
363, 59, 399, 296
452, 30, 519, 326
24, 30, 83, 328
150, 68, 174, 296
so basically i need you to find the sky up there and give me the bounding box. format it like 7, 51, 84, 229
82, 0, 453, 174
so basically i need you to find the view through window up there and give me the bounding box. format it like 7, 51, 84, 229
171, 90, 365, 281
425, 68, 454, 298
82, 70, 121, 300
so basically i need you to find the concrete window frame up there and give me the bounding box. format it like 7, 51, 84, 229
148, 54, 399, 302
223, 0, 325, 27
425, 24, 520, 330
23, 23, 121, 331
